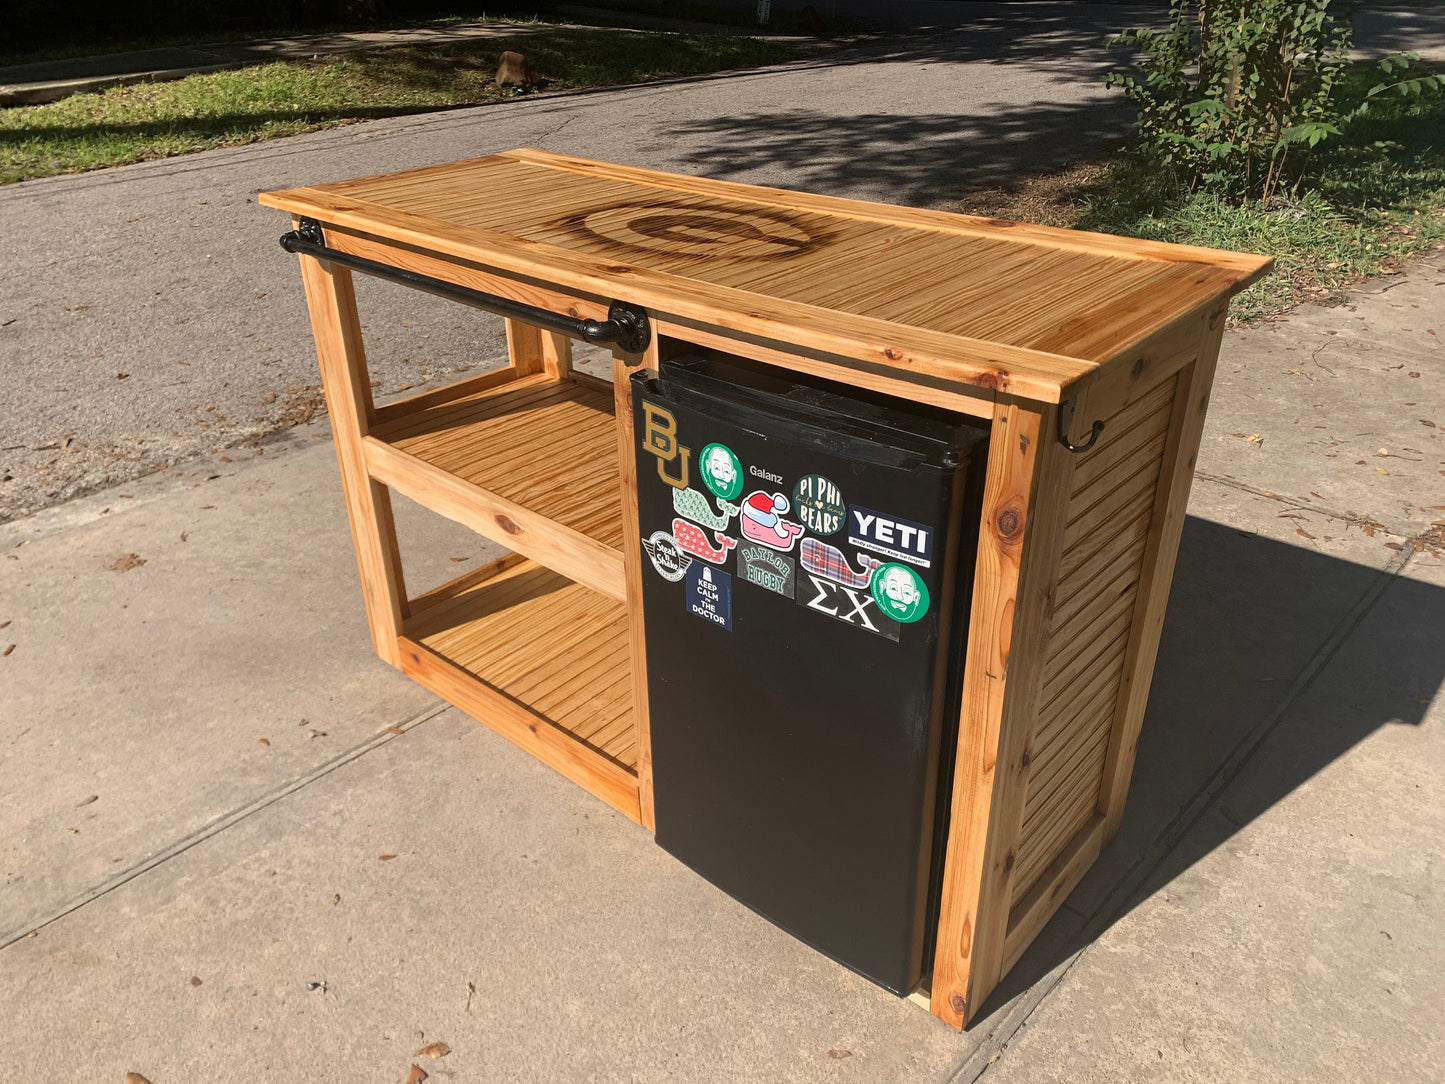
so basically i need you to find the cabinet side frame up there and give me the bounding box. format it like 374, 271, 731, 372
297, 246, 409, 667
930, 400, 1072, 1028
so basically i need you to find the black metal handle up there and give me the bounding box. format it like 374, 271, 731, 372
1057, 397, 1104, 453
279, 217, 651, 354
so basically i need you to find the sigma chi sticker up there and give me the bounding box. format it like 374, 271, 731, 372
641, 400, 690, 489
685, 563, 732, 630
793, 474, 846, 535
739, 491, 805, 552
642, 530, 691, 582
870, 562, 930, 624
698, 442, 743, 501
673, 486, 739, 531
847, 505, 935, 568
672, 518, 737, 565
799, 537, 881, 589
797, 574, 900, 641
738, 544, 796, 599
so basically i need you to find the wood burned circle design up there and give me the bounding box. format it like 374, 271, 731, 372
553, 201, 831, 261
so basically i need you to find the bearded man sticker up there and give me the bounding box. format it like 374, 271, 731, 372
698, 442, 743, 501
870, 562, 929, 624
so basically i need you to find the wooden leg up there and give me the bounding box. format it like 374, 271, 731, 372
930, 401, 1072, 1029
1097, 319, 1226, 840
506, 317, 574, 380
298, 253, 408, 667
612, 341, 657, 831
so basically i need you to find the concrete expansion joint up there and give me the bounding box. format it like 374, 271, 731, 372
0, 700, 452, 953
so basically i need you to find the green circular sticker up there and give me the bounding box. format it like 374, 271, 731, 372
870, 563, 930, 624
699, 443, 743, 500
792, 473, 846, 535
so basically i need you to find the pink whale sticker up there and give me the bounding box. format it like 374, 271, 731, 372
800, 537, 880, 589
672, 518, 737, 565
738, 491, 805, 552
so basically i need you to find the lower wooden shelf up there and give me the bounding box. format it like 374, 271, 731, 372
397, 555, 642, 823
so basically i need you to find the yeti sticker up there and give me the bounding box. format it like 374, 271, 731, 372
673, 486, 740, 531
797, 574, 900, 641
642, 531, 691, 582
738, 491, 805, 552
699, 442, 743, 501
847, 505, 934, 568
870, 562, 930, 623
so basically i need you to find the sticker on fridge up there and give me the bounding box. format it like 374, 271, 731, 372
672, 518, 737, 565
799, 537, 880, 589
738, 545, 796, 599
739, 491, 804, 552
640, 400, 690, 489
846, 505, 935, 568
698, 442, 744, 501
796, 574, 900, 641
642, 530, 692, 582
870, 562, 930, 624
673, 486, 739, 531
685, 563, 733, 630
792, 474, 846, 536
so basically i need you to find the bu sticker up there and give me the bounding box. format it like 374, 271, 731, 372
870, 562, 930, 624
686, 563, 732, 630
673, 486, 739, 531
739, 491, 804, 552
698, 442, 744, 501
672, 518, 737, 565
847, 505, 934, 568
797, 574, 899, 641
641, 400, 690, 489
642, 531, 691, 582
800, 537, 880, 589
793, 474, 846, 536
738, 545, 796, 599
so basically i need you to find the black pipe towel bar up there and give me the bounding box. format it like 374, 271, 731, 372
279, 217, 651, 354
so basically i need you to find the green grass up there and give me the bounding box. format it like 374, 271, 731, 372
0, 27, 805, 184
953, 64, 1445, 323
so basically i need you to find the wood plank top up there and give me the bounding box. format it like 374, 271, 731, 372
260, 149, 1273, 404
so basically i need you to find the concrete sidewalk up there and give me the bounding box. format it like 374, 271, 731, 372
2, 256, 1441, 1079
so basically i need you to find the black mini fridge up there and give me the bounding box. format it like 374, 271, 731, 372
631, 352, 990, 995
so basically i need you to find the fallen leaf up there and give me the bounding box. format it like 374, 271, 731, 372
414, 1042, 451, 1058
379, 854, 397, 861
116, 372, 129, 380
125, 1074, 153, 1084
0, 620, 9, 629
190, 976, 202, 986
828, 1049, 853, 1059
1310, 492, 1325, 500
405, 1066, 428, 1084
1377, 467, 1390, 475
1409, 371, 1421, 378
1247, 433, 1263, 444
1277, 512, 1304, 519
2, 644, 13, 657
1230, 432, 1247, 438
77, 795, 98, 807
386, 726, 405, 735
106, 553, 145, 572
332, 893, 341, 905
449, 556, 469, 563
1385, 542, 1404, 551
258, 738, 270, 746
1297, 528, 1316, 540
200, 505, 215, 510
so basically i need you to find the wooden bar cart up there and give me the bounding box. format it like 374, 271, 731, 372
260, 151, 1271, 1028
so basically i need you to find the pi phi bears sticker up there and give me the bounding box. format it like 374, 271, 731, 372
793, 474, 846, 536
847, 505, 934, 568
739, 491, 804, 552
698, 442, 743, 501
870, 562, 930, 624
673, 486, 739, 531
685, 563, 732, 630
642, 531, 691, 582
672, 518, 737, 565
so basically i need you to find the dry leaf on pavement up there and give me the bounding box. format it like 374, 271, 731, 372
106, 553, 145, 572
126, 1074, 153, 1084
405, 1066, 428, 1084
414, 1042, 451, 1058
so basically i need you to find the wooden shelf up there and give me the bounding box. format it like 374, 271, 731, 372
398, 555, 641, 822
362, 373, 627, 601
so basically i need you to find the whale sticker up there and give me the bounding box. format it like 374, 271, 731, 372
672, 518, 737, 565
799, 537, 881, 589
738, 491, 805, 552
673, 486, 740, 531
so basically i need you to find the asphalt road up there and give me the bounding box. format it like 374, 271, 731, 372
1, 1, 1440, 521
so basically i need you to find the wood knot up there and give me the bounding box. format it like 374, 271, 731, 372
1003, 850, 1016, 873
605, 265, 631, 275
973, 370, 1004, 390
1020, 748, 1032, 770
949, 992, 969, 1016
883, 347, 903, 361
997, 508, 1020, 537
1131, 356, 1146, 377
494, 513, 521, 535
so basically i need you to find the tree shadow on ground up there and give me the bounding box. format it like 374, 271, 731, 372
982, 515, 1445, 1021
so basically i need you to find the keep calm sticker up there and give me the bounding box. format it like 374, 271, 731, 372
793, 474, 845, 535
685, 563, 733, 630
